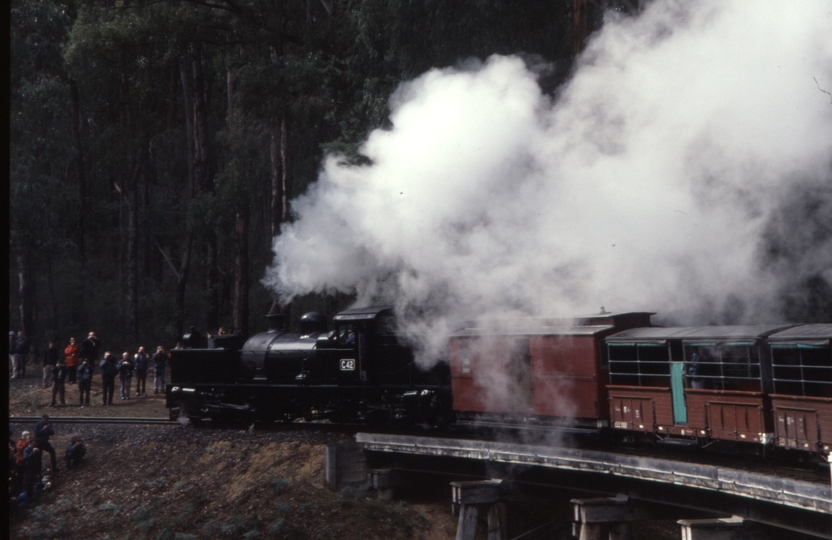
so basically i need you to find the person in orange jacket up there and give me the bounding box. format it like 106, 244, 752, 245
64, 338, 80, 384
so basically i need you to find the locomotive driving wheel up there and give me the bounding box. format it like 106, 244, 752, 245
176, 399, 202, 425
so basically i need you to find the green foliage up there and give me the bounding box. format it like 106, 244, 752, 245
10, 0, 75, 252
10, 0, 576, 348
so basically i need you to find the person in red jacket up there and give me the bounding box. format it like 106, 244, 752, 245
13, 431, 31, 494
64, 338, 80, 384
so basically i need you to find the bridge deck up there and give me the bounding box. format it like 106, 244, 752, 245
356, 433, 831, 514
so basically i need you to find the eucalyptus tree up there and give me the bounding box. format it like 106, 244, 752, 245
63, 1, 196, 343
58, 0, 343, 339
11, 0, 582, 347
10, 0, 77, 347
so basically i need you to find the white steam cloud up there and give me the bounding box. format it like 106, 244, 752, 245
265, 0, 832, 361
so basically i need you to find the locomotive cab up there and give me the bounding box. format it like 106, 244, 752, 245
312, 306, 429, 387
313, 306, 391, 385
309, 306, 452, 425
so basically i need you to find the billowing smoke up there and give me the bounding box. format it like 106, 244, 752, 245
264, 0, 832, 363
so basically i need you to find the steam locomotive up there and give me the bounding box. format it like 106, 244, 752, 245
167, 307, 832, 460
168, 307, 452, 427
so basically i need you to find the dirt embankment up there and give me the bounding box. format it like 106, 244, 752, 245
9, 375, 458, 540
9, 371, 682, 540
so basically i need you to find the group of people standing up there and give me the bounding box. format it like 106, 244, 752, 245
44, 332, 103, 407
9, 414, 87, 504
99, 345, 168, 403
10, 329, 171, 407
8, 329, 177, 508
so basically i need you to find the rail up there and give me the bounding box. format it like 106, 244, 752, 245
9, 416, 179, 425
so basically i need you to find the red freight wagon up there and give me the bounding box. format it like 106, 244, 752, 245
607, 325, 790, 444
767, 324, 832, 454
449, 311, 652, 428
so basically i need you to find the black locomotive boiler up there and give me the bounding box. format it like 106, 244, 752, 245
167, 306, 453, 426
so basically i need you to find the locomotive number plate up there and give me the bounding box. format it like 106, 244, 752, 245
340, 359, 356, 371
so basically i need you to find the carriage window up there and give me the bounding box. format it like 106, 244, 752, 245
683, 342, 761, 391
608, 342, 670, 386
771, 344, 832, 397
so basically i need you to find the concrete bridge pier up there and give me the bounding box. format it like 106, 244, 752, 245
571, 495, 635, 540
571, 495, 666, 540
677, 516, 745, 540
369, 468, 395, 501
451, 479, 507, 540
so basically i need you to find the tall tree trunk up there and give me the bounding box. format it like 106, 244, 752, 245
267, 109, 293, 327
270, 124, 281, 239
191, 43, 210, 194
191, 42, 219, 332
124, 159, 143, 344
173, 233, 193, 341
70, 79, 86, 266
268, 124, 283, 323
46, 256, 58, 339
126, 193, 138, 344
119, 184, 125, 322
205, 242, 219, 333
141, 158, 153, 282
233, 206, 250, 336
280, 109, 292, 226
16, 245, 36, 345
226, 57, 249, 336
226, 49, 234, 112
180, 58, 196, 197
573, 0, 587, 57
168, 63, 179, 130
70, 79, 88, 332
160, 55, 198, 341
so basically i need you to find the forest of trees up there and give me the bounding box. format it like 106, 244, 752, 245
10, 0, 618, 354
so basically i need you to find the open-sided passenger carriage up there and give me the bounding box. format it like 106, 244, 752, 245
767, 324, 832, 454
606, 325, 793, 448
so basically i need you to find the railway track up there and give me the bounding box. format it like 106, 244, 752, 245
7, 415, 354, 431
8, 416, 179, 425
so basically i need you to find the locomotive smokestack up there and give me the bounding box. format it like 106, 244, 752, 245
266, 313, 286, 332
